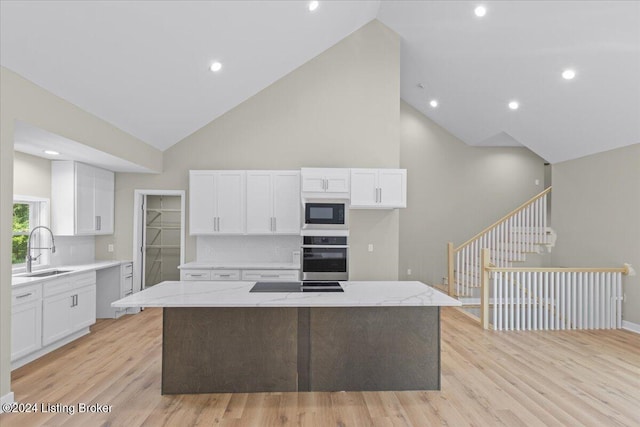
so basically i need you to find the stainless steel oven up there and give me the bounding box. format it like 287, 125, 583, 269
301, 236, 348, 281
302, 200, 348, 230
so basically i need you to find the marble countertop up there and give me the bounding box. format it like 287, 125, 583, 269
112, 280, 461, 308
179, 262, 300, 270
12, 260, 131, 288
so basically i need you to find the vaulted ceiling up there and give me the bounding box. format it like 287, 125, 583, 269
2, 1, 639, 163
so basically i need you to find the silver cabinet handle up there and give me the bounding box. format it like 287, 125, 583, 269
379, 188, 382, 203
124, 290, 133, 296
218, 274, 231, 278
261, 274, 279, 278
188, 274, 206, 277
16, 292, 33, 299
273, 217, 276, 231
125, 275, 133, 279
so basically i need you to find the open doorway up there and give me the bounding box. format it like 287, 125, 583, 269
132, 190, 185, 294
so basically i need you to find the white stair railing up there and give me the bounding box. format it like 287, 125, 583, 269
448, 187, 551, 297
478, 248, 634, 331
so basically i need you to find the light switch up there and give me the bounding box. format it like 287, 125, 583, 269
108, 244, 114, 253
368, 244, 374, 252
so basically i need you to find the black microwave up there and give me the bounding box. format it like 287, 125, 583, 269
303, 200, 348, 230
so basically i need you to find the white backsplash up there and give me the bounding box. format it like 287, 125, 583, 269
196, 235, 302, 265
51, 235, 95, 266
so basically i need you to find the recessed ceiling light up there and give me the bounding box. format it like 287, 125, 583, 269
562, 69, 576, 80
508, 101, 519, 110
309, 1, 319, 12
210, 61, 222, 73
44, 150, 60, 155
474, 5, 487, 17
429, 100, 439, 108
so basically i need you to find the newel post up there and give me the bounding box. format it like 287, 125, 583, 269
480, 248, 491, 330
447, 242, 455, 296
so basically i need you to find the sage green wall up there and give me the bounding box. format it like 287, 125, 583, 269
98, 20, 401, 281
398, 101, 546, 285
551, 144, 640, 324
13, 152, 51, 199
0, 67, 161, 398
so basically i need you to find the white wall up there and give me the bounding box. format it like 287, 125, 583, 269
399, 101, 546, 285
98, 20, 402, 281
551, 144, 640, 324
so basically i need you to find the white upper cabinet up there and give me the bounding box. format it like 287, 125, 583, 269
301, 168, 350, 196
189, 171, 245, 235
350, 168, 407, 209
52, 161, 114, 235
246, 171, 300, 235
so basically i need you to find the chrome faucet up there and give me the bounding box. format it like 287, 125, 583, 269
26, 226, 56, 273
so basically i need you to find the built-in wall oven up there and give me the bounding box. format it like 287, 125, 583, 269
301, 236, 348, 281
303, 200, 348, 230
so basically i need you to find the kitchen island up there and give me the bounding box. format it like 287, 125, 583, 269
112, 280, 460, 394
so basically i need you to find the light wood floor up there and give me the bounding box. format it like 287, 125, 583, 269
2, 307, 639, 426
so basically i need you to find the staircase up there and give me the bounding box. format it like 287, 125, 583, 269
447, 186, 634, 331
447, 187, 554, 300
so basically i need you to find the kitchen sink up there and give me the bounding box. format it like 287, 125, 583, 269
24, 269, 72, 278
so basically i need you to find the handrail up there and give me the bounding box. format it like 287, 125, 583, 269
487, 265, 633, 275
455, 187, 552, 251
479, 248, 634, 329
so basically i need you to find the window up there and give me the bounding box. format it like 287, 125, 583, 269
12, 197, 49, 268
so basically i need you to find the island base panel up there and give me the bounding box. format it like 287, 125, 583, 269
307, 306, 440, 391
161, 306, 440, 393
162, 307, 298, 394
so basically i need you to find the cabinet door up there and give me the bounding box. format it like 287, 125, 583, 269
350, 169, 378, 207
301, 173, 326, 192
378, 169, 407, 208
273, 171, 301, 234
71, 285, 97, 331
325, 171, 350, 193
11, 301, 42, 360
94, 167, 114, 234
75, 163, 96, 234
246, 172, 273, 234
189, 172, 216, 234
216, 172, 245, 234
43, 292, 74, 346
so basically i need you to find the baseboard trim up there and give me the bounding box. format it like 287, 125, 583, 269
622, 320, 640, 334
0, 391, 15, 413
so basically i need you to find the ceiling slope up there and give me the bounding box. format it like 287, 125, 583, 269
2, 1, 639, 163
1, 0, 380, 150
378, 1, 640, 163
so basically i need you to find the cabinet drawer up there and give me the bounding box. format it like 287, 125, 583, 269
122, 262, 133, 277
12, 284, 42, 306
181, 270, 211, 281
241, 270, 299, 281
43, 276, 73, 298
72, 271, 96, 288
211, 270, 240, 281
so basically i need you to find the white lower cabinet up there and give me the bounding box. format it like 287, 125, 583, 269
42, 291, 75, 346
42, 271, 97, 346
241, 270, 299, 281
181, 268, 298, 281
11, 285, 42, 361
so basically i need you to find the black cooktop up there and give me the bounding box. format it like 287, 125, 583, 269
250, 281, 344, 293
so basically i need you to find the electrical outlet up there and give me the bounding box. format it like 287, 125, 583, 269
108, 244, 114, 253
407, 269, 412, 275
368, 244, 374, 252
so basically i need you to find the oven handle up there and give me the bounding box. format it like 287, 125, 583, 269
301, 245, 349, 249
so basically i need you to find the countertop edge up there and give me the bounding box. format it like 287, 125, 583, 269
12, 260, 132, 288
